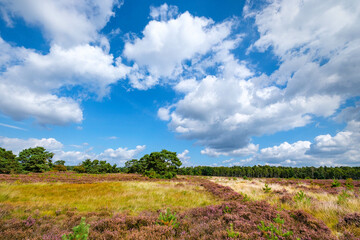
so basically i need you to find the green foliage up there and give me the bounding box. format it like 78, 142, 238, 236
75, 159, 119, 174
0, 147, 21, 174
223, 205, 232, 214
294, 190, 310, 203
226, 223, 240, 238
157, 208, 179, 228
345, 178, 354, 190
53, 164, 67, 172
73, 165, 86, 173
54, 160, 66, 166
17, 147, 54, 173
176, 165, 360, 180
258, 214, 293, 240
125, 150, 182, 179
241, 193, 251, 202
337, 190, 351, 205
62, 217, 89, 240
263, 183, 272, 193
331, 179, 341, 188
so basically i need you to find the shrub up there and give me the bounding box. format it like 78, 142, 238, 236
53, 165, 67, 172
157, 209, 179, 228
125, 150, 182, 179
62, 217, 89, 240
223, 206, 232, 214
345, 178, 354, 190
258, 214, 293, 240
73, 166, 86, 173
331, 179, 341, 188
294, 190, 310, 204
263, 183, 272, 193
337, 190, 351, 205
227, 223, 240, 238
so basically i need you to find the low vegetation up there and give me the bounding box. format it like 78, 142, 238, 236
212, 176, 360, 239
0, 146, 359, 239
0, 172, 354, 239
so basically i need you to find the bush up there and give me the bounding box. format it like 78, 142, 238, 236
125, 150, 182, 179
53, 165, 67, 172
331, 179, 341, 188
294, 190, 310, 204
337, 190, 351, 205
263, 183, 272, 193
345, 178, 354, 190
258, 214, 293, 240
62, 217, 89, 240
227, 223, 240, 238
73, 166, 86, 173
157, 209, 178, 228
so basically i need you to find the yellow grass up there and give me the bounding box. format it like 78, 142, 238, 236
0, 181, 219, 217
211, 177, 360, 237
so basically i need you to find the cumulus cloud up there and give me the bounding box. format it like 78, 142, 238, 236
158, 0, 360, 157
248, 120, 360, 166
0, 0, 120, 47
201, 144, 259, 157
0, 136, 146, 165
0, 136, 63, 154
177, 149, 191, 166
98, 145, 146, 164
123, 4, 235, 89
0, 1, 130, 125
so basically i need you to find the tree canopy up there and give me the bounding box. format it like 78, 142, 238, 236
125, 149, 182, 178
17, 147, 54, 173
0, 147, 21, 174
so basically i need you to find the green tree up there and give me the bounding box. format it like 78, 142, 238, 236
0, 147, 21, 174
125, 150, 182, 178
17, 147, 54, 172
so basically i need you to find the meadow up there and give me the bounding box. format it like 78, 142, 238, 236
0, 172, 359, 239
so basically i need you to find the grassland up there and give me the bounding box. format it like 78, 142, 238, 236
211, 177, 360, 238
0, 172, 358, 239
0, 181, 219, 216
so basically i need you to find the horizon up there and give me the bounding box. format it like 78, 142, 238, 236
0, 0, 359, 167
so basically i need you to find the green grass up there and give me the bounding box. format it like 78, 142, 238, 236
0, 181, 219, 217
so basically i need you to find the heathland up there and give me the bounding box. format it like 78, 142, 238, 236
1, 172, 360, 239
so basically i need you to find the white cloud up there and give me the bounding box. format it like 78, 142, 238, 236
150, 3, 178, 21
123, 6, 235, 89
0, 123, 26, 131
201, 144, 258, 157
157, 107, 171, 121
177, 149, 192, 166
0, 0, 130, 126
0, 136, 63, 154
98, 145, 146, 164
157, 0, 359, 157
0, 83, 83, 125
0, 135, 146, 166
0, 0, 119, 47
250, 120, 360, 166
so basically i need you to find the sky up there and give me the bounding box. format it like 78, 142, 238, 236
0, 0, 359, 167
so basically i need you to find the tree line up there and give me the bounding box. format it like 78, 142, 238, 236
176, 165, 360, 179
1, 146, 360, 179
0, 147, 119, 174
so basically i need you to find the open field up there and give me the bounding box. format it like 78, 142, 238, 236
0, 181, 219, 216
0, 173, 359, 239
211, 177, 360, 238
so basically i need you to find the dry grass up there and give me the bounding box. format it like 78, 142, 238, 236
211, 177, 360, 237
0, 181, 219, 217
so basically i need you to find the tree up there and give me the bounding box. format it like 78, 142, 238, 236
53, 160, 67, 172
125, 150, 182, 178
17, 147, 54, 172
0, 147, 21, 174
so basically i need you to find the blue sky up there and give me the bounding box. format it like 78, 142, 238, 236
0, 0, 359, 167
